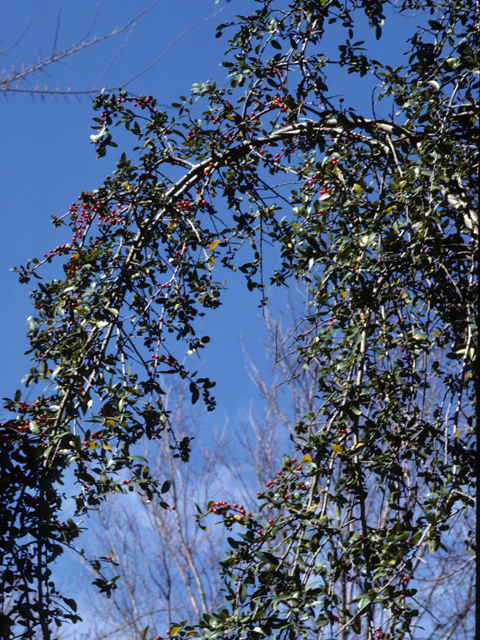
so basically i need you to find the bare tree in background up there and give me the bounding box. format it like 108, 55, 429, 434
71, 290, 474, 640
0, 1, 222, 99
68, 381, 227, 640
67, 325, 297, 640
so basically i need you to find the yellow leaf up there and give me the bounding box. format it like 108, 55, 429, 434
102, 440, 112, 451
453, 428, 459, 437
186, 633, 197, 638
233, 514, 244, 521
351, 442, 364, 451
209, 239, 222, 253
341, 290, 346, 299
170, 626, 182, 637
353, 183, 364, 194
88, 441, 99, 449
105, 419, 116, 427
300, 455, 312, 464
330, 445, 343, 454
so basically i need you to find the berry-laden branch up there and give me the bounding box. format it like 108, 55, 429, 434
1, 0, 477, 637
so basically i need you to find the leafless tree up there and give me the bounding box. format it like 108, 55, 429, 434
63, 292, 474, 640
1, 1, 222, 99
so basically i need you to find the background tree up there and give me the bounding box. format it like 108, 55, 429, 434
71, 293, 475, 640
1, 0, 477, 639
0, 0, 222, 100
71, 370, 287, 640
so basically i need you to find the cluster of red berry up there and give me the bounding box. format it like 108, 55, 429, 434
64, 253, 81, 280
177, 199, 192, 211
14, 421, 30, 433
96, 93, 157, 127
43, 243, 71, 263
82, 430, 103, 451
2, 398, 53, 441
186, 128, 198, 143
223, 129, 237, 143
209, 501, 252, 518
270, 94, 289, 112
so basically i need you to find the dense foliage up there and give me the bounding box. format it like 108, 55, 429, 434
1, 0, 477, 638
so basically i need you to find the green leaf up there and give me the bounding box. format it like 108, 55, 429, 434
190, 381, 200, 405
161, 480, 171, 494
256, 551, 279, 565
239, 583, 247, 603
